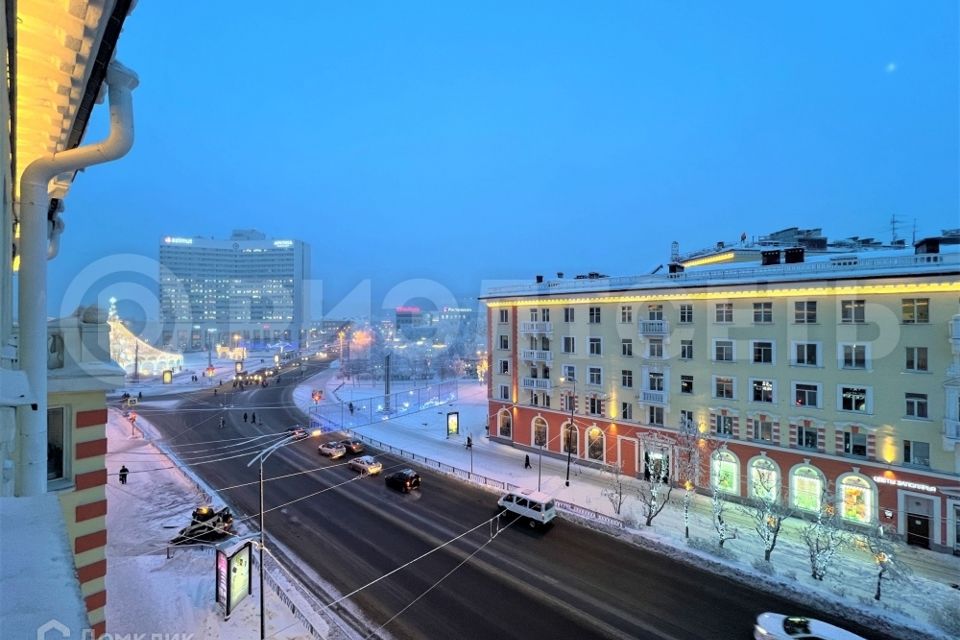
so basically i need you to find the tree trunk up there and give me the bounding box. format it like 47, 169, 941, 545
874, 568, 884, 601
764, 547, 772, 562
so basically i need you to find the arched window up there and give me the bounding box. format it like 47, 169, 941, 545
791, 465, 824, 512
532, 417, 547, 447
644, 448, 670, 482
497, 410, 512, 438
711, 450, 739, 495
563, 422, 578, 455
587, 426, 604, 461
838, 474, 875, 525
748, 457, 780, 502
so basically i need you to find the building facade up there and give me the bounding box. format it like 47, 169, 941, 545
158, 229, 310, 350
482, 237, 960, 553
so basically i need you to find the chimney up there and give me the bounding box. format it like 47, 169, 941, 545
784, 247, 805, 264
761, 250, 781, 266
556, 272, 564, 279
535, 275, 544, 283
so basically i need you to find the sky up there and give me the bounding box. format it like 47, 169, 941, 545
50, 1, 959, 321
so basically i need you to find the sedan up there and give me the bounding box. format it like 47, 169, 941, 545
318, 441, 346, 459
339, 439, 365, 454
284, 426, 308, 441
349, 455, 383, 475
385, 469, 421, 493
754, 613, 865, 640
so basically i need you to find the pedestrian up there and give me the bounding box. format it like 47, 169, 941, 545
524, 454, 531, 469
348, 402, 354, 415
219, 417, 225, 430
118, 465, 129, 485
219, 379, 222, 386
137, 391, 142, 401
243, 412, 248, 423
466, 436, 473, 449
251, 412, 256, 424
214, 388, 218, 396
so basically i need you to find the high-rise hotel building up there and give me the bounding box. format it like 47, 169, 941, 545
482, 229, 960, 553
159, 229, 310, 350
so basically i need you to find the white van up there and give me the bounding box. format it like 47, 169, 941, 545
497, 489, 557, 528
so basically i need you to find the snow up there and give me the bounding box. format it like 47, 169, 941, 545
108, 350, 260, 398
0, 495, 89, 639
294, 368, 960, 640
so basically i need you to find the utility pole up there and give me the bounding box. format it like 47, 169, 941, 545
133, 341, 139, 383
384, 353, 391, 413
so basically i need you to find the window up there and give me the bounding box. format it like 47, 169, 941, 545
643, 450, 669, 481
901, 298, 929, 324
563, 307, 575, 323
796, 423, 818, 449
648, 372, 664, 391
680, 339, 693, 360
529, 308, 539, 322
561, 364, 575, 381
621, 370, 633, 388
648, 405, 664, 426
562, 336, 576, 354
498, 360, 509, 375
753, 302, 773, 323
498, 335, 509, 350
794, 382, 819, 408
715, 303, 733, 323
621, 402, 634, 420
680, 409, 694, 429
791, 466, 823, 511
542, 393, 551, 408
794, 301, 817, 324
588, 397, 604, 416
540, 336, 550, 350
621, 339, 633, 357
714, 339, 734, 362
647, 304, 663, 320
588, 307, 601, 324
563, 423, 578, 454
752, 341, 773, 364
498, 410, 512, 437
532, 417, 547, 446
588, 337, 602, 356
715, 415, 734, 436
839, 386, 868, 413
588, 367, 602, 385
498, 309, 508, 323
680, 375, 693, 394
840, 299, 865, 323
755, 419, 773, 442
840, 344, 866, 369
714, 376, 734, 399
498, 385, 509, 401
587, 427, 604, 460
843, 431, 867, 457
793, 342, 819, 366
679, 304, 693, 324
47, 407, 66, 481
541, 308, 550, 322
904, 440, 930, 467
621, 306, 634, 323
905, 346, 928, 372
839, 475, 874, 524
751, 379, 774, 403
711, 450, 739, 494
750, 458, 779, 501
648, 338, 664, 359
905, 392, 928, 419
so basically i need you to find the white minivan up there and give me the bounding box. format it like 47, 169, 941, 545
497, 489, 557, 528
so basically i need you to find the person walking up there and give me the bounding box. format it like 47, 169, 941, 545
219, 416, 225, 430
243, 412, 248, 423
524, 454, 532, 469
466, 436, 473, 449
118, 465, 129, 485
251, 412, 256, 425
137, 391, 142, 401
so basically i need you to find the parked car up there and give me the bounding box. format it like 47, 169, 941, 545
284, 426, 309, 441
385, 469, 421, 493
339, 439, 364, 454
349, 455, 383, 475
318, 441, 346, 459
753, 613, 865, 640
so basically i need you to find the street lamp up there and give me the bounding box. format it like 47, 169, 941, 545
559, 376, 576, 487
247, 430, 320, 640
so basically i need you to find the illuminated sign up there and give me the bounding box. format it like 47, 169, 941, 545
446, 411, 460, 437
872, 476, 937, 493
396, 306, 421, 313
273, 240, 294, 248
163, 236, 193, 245
162, 370, 173, 384
216, 541, 252, 618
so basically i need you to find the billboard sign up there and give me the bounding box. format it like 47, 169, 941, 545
215, 540, 252, 618
446, 411, 459, 438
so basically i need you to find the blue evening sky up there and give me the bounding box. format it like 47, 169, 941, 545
51, 1, 958, 320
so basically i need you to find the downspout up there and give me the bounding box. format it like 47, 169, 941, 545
15, 60, 138, 496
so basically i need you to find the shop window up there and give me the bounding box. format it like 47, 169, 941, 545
711, 450, 739, 494
563, 423, 578, 455
791, 465, 824, 512
498, 410, 512, 438
532, 417, 547, 446
839, 475, 874, 525
749, 457, 779, 501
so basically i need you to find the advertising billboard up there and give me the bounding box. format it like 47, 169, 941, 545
446, 411, 459, 438
215, 540, 252, 618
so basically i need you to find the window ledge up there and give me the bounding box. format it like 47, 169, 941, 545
901, 416, 931, 423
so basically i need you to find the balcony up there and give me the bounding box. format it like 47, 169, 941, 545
519, 321, 552, 335
944, 419, 960, 451
639, 389, 667, 405
520, 349, 553, 363
521, 377, 552, 391
639, 320, 669, 336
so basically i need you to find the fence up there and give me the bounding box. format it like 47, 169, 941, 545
307, 380, 459, 432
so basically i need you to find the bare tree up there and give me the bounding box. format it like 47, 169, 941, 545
635, 435, 673, 527
739, 464, 793, 562
674, 416, 708, 539
800, 489, 848, 581
601, 463, 630, 515
712, 486, 738, 547
852, 525, 912, 601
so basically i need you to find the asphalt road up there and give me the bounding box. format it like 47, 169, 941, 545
137, 362, 896, 640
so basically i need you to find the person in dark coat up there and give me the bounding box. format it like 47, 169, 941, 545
243, 412, 248, 423
137, 391, 142, 400
524, 454, 532, 469
118, 465, 129, 485
466, 436, 473, 449
251, 412, 256, 424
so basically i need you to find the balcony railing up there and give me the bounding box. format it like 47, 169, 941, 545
640, 389, 666, 404
639, 320, 669, 336
945, 418, 960, 440
521, 377, 552, 391
520, 349, 553, 362
519, 321, 552, 334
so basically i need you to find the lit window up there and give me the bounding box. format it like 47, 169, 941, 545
840, 386, 868, 413
901, 298, 929, 324
711, 450, 739, 494
791, 466, 823, 511
587, 427, 604, 461
750, 458, 779, 501
532, 417, 546, 445
839, 475, 874, 524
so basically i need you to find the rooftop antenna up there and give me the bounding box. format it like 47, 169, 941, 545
670, 241, 679, 262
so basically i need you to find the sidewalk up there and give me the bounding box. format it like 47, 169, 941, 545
295, 368, 960, 640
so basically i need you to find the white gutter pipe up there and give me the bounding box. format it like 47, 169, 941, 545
16, 60, 138, 496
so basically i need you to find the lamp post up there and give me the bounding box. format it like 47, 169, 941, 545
559, 376, 576, 487
247, 430, 320, 640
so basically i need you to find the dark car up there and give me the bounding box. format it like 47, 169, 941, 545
385, 469, 421, 493
339, 439, 364, 454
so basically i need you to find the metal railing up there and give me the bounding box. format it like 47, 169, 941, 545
520, 349, 553, 362
521, 377, 552, 390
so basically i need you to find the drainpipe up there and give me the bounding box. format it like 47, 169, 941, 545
16, 60, 138, 496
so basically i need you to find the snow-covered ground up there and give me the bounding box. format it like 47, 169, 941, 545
294, 367, 960, 640
108, 350, 272, 398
